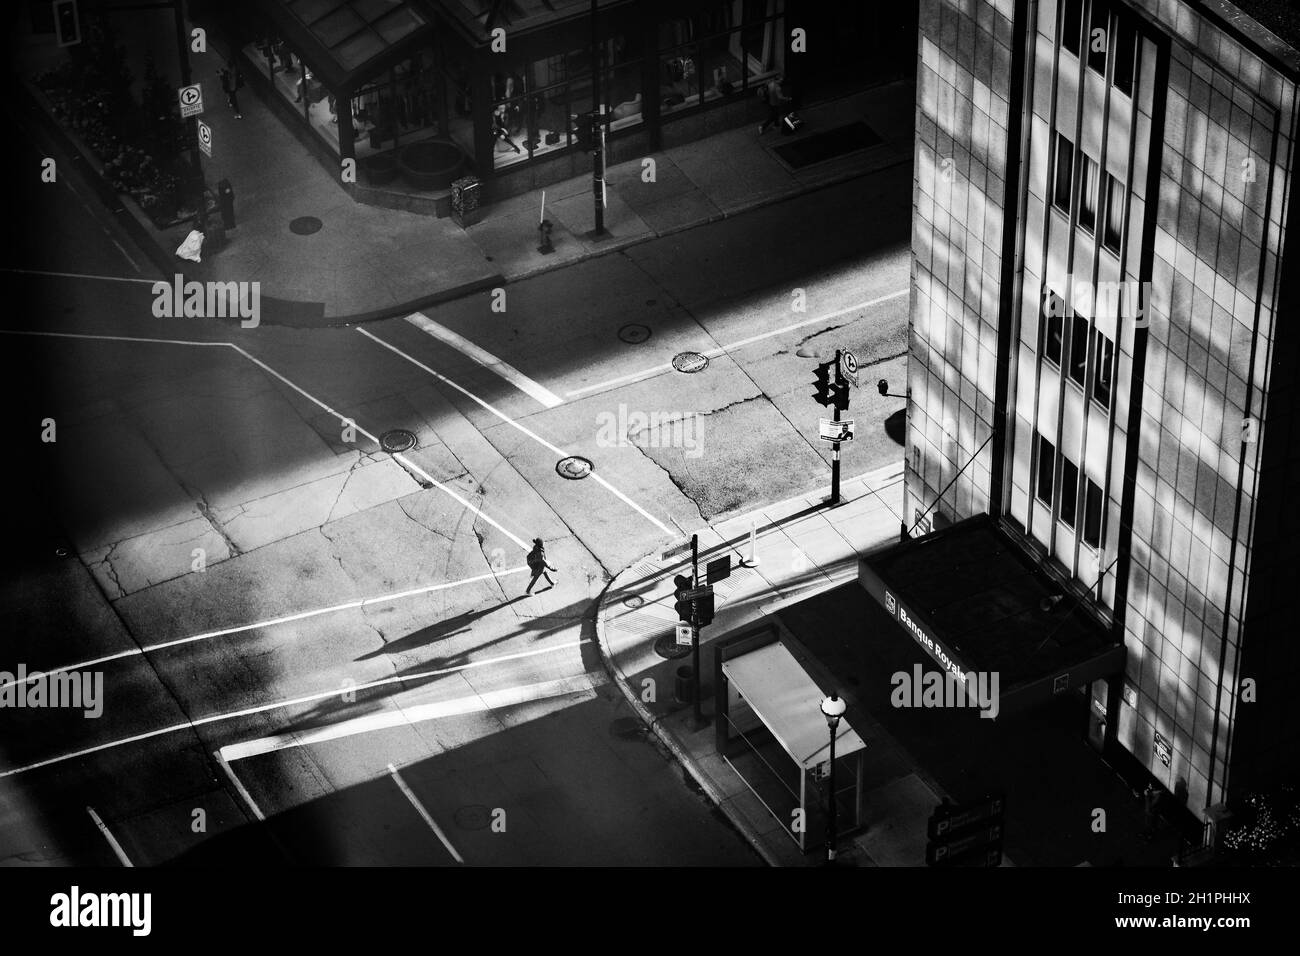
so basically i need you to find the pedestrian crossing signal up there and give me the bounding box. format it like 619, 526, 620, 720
673, 574, 693, 623
54, 0, 81, 47
573, 112, 595, 150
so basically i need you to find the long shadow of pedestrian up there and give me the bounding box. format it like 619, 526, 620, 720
355, 595, 527, 660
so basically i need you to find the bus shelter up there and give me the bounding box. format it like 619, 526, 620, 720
715, 627, 866, 853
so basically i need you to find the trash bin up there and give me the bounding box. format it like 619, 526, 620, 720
217, 179, 236, 230
450, 174, 480, 228
675, 666, 694, 704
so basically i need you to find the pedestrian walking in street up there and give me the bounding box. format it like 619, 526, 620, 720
219, 65, 243, 119
525, 538, 556, 594
758, 72, 790, 134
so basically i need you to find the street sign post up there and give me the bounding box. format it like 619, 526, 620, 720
196, 119, 212, 157
840, 348, 859, 388
818, 418, 855, 443
179, 83, 204, 117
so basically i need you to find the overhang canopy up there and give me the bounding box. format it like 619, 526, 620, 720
859, 514, 1125, 717
432, 0, 629, 47
722, 641, 866, 771
263, 0, 435, 91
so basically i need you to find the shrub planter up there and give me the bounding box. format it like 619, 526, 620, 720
361, 152, 399, 186
397, 139, 466, 191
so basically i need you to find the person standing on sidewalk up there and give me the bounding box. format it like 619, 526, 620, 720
1142, 783, 1162, 840
219, 65, 243, 119
525, 538, 557, 595
758, 72, 790, 134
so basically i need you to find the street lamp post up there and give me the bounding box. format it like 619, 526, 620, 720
820, 693, 847, 864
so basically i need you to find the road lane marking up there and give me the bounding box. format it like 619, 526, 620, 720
564, 289, 910, 397
1, 330, 532, 551
360, 327, 673, 536
0, 567, 532, 693
227, 343, 531, 550
405, 312, 563, 408
388, 763, 464, 864
86, 806, 133, 866
221, 673, 600, 761
0, 329, 229, 347
0, 640, 591, 779
0, 267, 157, 285
215, 751, 266, 822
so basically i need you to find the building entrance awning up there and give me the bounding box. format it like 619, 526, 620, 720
721, 641, 865, 770
859, 514, 1125, 717
263, 0, 435, 91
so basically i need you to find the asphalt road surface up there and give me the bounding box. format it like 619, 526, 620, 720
0, 122, 910, 866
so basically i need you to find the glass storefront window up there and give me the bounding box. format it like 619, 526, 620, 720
604, 62, 644, 130
660, 47, 698, 114
659, 16, 694, 50
742, 0, 783, 85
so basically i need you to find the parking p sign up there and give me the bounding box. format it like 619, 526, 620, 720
179, 83, 204, 117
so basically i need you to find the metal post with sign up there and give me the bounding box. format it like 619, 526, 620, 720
196, 119, 212, 157
172, 3, 206, 231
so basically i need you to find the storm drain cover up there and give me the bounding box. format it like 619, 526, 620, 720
556, 456, 593, 480
672, 351, 709, 373
289, 216, 323, 235
653, 633, 692, 660
618, 323, 652, 344
379, 428, 417, 453
453, 805, 493, 830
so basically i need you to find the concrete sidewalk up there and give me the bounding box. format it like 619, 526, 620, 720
594, 462, 925, 866
16, 11, 914, 325
594, 463, 1189, 867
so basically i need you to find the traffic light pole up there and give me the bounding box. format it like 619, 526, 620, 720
171, 0, 206, 231
830, 349, 842, 505
690, 532, 701, 727
589, 0, 605, 236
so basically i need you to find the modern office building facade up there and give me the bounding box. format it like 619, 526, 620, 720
903, 0, 1300, 824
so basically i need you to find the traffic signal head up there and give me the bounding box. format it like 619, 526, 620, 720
673, 574, 693, 622
831, 381, 850, 412
573, 112, 594, 150
812, 361, 834, 406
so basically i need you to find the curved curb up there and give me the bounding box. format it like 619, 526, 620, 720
591, 556, 782, 868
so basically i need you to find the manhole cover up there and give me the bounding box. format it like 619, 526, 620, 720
618, 323, 651, 344
621, 594, 646, 609
653, 633, 692, 659
379, 428, 417, 453
672, 351, 709, 373
610, 717, 646, 739
453, 805, 493, 830
556, 456, 593, 480
289, 216, 323, 235
54, 546, 70, 558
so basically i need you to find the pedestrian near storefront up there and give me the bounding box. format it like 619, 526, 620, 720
758, 72, 790, 134
219, 65, 243, 118
525, 538, 557, 594
1142, 783, 1162, 839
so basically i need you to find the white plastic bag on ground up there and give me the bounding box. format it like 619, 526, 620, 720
175, 229, 205, 262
